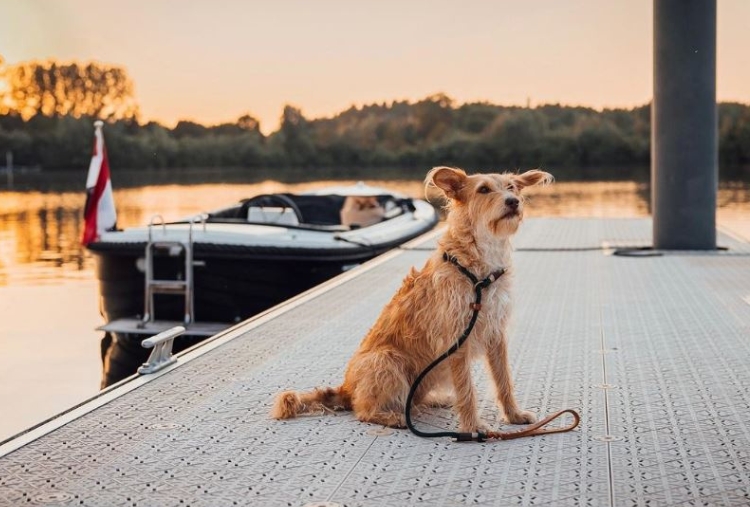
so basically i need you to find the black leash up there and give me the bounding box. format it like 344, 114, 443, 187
404, 252, 504, 441
404, 252, 580, 442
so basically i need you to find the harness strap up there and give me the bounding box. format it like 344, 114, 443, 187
442, 252, 505, 289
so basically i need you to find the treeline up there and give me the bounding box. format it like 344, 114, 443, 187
3, 97, 750, 174
1, 55, 749, 174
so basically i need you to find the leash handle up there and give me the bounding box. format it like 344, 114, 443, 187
482, 409, 580, 441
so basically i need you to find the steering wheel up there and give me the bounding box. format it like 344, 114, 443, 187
243, 194, 304, 224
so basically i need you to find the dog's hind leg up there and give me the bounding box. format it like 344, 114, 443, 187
414, 365, 454, 409
358, 409, 406, 429
419, 389, 454, 409
347, 351, 410, 428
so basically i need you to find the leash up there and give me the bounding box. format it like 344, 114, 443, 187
404, 252, 580, 442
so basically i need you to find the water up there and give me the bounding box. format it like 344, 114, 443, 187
1, 168, 749, 441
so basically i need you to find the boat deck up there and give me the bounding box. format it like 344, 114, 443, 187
2, 218, 750, 506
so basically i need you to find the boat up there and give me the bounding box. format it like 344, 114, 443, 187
88, 182, 439, 386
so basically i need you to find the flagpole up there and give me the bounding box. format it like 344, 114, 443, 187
82, 120, 117, 246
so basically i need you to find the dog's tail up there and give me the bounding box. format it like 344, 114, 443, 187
271, 386, 351, 419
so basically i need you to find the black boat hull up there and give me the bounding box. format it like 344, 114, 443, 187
95, 251, 363, 325
95, 242, 412, 386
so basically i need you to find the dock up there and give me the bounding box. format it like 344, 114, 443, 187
2, 217, 750, 506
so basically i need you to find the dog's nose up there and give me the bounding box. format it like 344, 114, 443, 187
505, 197, 519, 209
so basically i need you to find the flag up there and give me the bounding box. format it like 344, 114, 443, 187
82, 120, 117, 246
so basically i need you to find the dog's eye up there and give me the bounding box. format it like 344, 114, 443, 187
477, 185, 491, 194
506, 183, 517, 191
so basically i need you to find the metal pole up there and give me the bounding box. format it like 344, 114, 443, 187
5, 151, 12, 189
652, 0, 717, 250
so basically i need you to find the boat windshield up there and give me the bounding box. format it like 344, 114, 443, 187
204, 193, 415, 231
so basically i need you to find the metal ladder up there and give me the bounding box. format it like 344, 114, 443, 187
140, 215, 206, 327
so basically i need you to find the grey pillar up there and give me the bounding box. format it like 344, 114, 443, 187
652, 0, 717, 250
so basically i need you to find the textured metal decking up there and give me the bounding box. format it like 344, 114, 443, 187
2, 218, 750, 506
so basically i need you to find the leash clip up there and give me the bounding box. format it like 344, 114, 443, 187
454, 432, 486, 442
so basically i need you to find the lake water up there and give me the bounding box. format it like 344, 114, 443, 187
1, 168, 749, 441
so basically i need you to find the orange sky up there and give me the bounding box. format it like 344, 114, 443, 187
2, 0, 749, 133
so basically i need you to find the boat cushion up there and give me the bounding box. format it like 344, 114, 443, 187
247, 206, 300, 225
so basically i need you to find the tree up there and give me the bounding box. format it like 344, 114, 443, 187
277, 105, 316, 165
412, 93, 454, 142
482, 109, 545, 167
208, 114, 262, 137
172, 120, 208, 138
237, 114, 261, 133
3, 59, 139, 120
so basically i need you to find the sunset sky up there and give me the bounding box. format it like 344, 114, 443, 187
2, 0, 749, 133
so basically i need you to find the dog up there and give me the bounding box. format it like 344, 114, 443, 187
272, 167, 553, 432
340, 195, 385, 228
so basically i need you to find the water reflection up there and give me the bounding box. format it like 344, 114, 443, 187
1, 176, 749, 287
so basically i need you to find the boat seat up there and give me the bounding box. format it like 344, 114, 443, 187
247, 206, 300, 226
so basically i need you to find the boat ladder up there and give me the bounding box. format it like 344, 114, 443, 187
98, 214, 226, 337
140, 215, 206, 327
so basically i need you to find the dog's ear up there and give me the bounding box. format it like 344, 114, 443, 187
514, 169, 554, 190
427, 167, 468, 200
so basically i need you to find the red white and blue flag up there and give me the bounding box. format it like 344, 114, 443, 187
82, 120, 117, 246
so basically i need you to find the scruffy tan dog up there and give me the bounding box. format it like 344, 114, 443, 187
272, 167, 553, 432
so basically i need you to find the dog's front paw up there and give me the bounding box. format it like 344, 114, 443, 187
504, 409, 537, 425
459, 419, 490, 434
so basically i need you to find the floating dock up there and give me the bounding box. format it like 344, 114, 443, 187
2, 218, 750, 506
